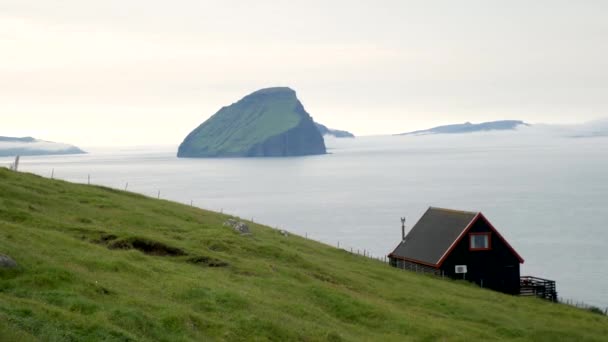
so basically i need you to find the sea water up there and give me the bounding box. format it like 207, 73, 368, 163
3, 131, 607, 309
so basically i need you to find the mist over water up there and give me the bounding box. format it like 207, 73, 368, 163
4, 129, 608, 309
0, 140, 77, 151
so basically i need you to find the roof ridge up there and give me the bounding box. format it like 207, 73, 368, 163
428, 206, 479, 215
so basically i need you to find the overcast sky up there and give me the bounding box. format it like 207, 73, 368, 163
2, 1, 607, 146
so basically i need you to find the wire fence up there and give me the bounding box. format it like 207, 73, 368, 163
559, 297, 608, 316
296, 231, 390, 264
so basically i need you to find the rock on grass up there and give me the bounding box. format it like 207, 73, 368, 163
0, 254, 17, 268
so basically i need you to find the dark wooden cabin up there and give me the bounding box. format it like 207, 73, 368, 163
388, 207, 525, 295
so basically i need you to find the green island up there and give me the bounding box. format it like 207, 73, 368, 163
0, 168, 606, 341
178, 87, 326, 158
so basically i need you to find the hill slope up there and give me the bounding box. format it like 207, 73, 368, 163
178, 87, 326, 158
0, 168, 606, 341
0, 136, 85, 157
399, 120, 528, 135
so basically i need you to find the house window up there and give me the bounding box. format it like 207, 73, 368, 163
470, 233, 491, 250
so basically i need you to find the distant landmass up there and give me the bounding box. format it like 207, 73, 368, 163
570, 132, 608, 139
178, 87, 326, 158
315, 122, 355, 138
567, 118, 608, 138
0, 136, 85, 157
399, 120, 529, 136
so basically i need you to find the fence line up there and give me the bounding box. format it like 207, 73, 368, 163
41, 168, 391, 264
559, 297, 608, 315
299, 233, 390, 264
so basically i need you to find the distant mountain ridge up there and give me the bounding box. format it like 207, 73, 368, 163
0, 136, 85, 157
314, 123, 355, 138
0, 136, 36, 143
399, 120, 529, 135
178, 87, 326, 158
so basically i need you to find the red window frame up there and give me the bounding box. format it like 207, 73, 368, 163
469, 232, 491, 251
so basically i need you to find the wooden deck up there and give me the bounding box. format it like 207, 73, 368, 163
520, 276, 557, 302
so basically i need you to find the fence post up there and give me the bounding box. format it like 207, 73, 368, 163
124, 182, 128, 191
51, 168, 54, 179
88, 174, 90, 185
157, 190, 160, 199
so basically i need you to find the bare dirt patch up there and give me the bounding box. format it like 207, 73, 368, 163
93, 234, 185, 257
108, 237, 186, 256
187, 256, 229, 267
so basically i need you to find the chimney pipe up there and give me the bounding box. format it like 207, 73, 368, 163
400, 217, 406, 241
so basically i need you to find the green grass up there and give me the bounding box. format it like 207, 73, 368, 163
0, 168, 606, 341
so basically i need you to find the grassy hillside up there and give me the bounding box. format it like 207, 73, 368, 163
0, 168, 606, 341
178, 87, 315, 157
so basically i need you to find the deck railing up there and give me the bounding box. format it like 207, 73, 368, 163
520, 276, 557, 302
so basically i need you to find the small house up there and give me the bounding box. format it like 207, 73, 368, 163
388, 207, 525, 295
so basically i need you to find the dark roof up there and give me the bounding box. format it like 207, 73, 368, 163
389, 207, 524, 266
390, 207, 478, 266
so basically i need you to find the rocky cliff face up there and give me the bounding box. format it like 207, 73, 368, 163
246, 111, 327, 157
178, 87, 326, 158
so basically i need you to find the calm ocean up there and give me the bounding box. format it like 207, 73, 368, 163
4, 131, 608, 308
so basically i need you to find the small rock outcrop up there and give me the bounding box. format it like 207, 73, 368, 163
315, 122, 355, 138
223, 219, 251, 235
0, 254, 18, 268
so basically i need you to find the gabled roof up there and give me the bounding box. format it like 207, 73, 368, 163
389, 207, 524, 267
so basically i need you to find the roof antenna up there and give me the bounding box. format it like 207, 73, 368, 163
400, 217, 406, 241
